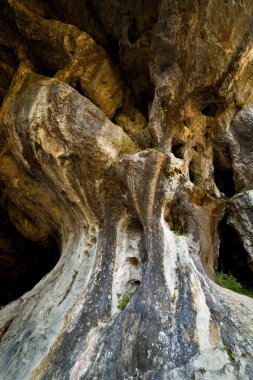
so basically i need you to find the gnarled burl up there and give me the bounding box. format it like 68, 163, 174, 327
0, 1, 253, 379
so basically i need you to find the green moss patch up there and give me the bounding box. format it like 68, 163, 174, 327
216, 271, 253, 297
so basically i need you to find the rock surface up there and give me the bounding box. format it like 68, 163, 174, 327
0, 1, 253, 379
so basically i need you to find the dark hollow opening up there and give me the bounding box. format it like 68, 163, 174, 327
201, 101, 227, 117
0, 44, 20, 106
0, 207, 60, 306
128, 18, 139, 44
172, 140, 185, 159
136, 89, 154, 119
213, 143, 235, 197
189, 161, 196, 184
217, 220, 253, 291
201, 103, 218, 116
105, 36, 120, 64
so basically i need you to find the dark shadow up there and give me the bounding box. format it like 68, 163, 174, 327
213, 143, 235, 197
218, 219, 253, 289
189, 160, 196, 184
172, 140, 185, 159
0, 207, 60, 306
136, 89, 154, 119
201, 101, 227, 117
128, 18, 139, 43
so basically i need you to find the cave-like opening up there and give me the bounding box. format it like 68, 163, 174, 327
213, 143, 236, 197
201, 102, 219, 117
201, 100, 227, 117
0, 206, 60, 307
217, 219, 253, 292
171, 140, 185, 159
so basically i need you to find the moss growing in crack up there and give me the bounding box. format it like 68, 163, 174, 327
152, 145, 161, 152
234, 99, 246, 112
193, 167, 203, 177
172, 229, 189, 237
224, 344, 237, 361
171, 293, 177, 304
237, 185, 253, 194
172, 230, 181, 236
117, 291, 132, 310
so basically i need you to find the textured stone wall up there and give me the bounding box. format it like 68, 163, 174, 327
0, 1, 253, 379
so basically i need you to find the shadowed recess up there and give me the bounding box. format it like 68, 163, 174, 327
218, 219, 253, 291
171, 140, 185, 159
201, 100, 227, 117
213, 143, 236, 197
0, 206, 60, 306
